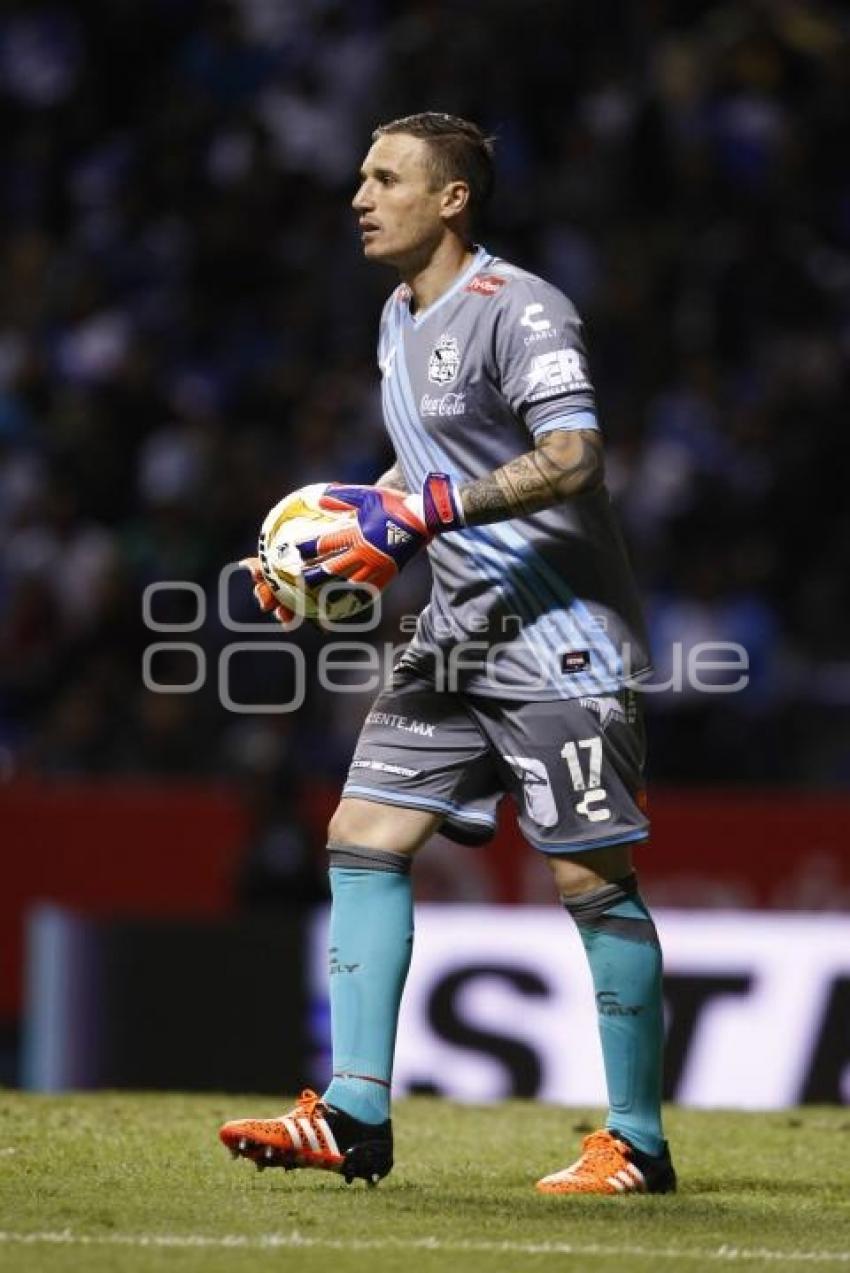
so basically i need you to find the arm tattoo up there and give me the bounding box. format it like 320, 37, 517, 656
461, 429, 604, 526
375, 461, 408, 492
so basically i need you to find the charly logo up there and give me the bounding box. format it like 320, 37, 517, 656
520, 302, 554, 345
329, 946, 360, 975
428, 333, 461, 385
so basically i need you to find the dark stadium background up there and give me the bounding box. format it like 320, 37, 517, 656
1, 0, 848, 1095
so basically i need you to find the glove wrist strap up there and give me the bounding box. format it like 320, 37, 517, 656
422, 472, 465, 535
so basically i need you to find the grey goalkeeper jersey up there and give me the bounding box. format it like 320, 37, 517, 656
378, 246, 650, 700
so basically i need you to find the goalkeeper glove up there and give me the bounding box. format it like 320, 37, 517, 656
238, 556, 294, 626
300, 473, 464, 589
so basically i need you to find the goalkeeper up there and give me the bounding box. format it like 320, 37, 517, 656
222, 113, 675, 1197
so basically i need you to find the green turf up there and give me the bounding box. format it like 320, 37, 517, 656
1, 1094, 849, 1273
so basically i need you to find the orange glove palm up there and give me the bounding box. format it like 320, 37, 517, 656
239, 556, 294, 626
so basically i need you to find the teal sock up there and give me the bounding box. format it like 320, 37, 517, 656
563, 874, 666, 1157
321, 844, 413, 1125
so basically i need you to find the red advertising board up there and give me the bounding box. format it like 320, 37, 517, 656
2, 780, 849, 1024
0, 779, 252, 1022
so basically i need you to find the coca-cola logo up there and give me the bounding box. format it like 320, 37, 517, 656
420, 392, 467, 417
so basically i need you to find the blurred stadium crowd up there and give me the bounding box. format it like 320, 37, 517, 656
1, 0, 848, 806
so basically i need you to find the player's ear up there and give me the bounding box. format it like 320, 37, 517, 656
440, 180, 470, 222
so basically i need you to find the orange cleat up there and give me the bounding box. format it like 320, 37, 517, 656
536, 1129, 676, 1196
218, 1088, 392, 1186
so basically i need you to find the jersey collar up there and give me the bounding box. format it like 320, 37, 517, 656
405, 245, 492, 328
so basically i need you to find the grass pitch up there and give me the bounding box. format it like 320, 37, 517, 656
1, 1094, 849, 1273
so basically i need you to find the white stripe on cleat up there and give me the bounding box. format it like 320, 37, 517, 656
298, 1119, 321, 1153
282, 1117, 302, 1150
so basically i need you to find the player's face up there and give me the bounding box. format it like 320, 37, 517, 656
352, 133, 447, 268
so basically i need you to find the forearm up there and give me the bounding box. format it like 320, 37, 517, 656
459, 428, 604, 526
376, 461, 408, 492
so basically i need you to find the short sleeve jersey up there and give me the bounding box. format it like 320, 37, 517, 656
377, 247, 650, 700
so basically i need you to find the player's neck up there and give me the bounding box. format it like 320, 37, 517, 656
402, 236, 476, 315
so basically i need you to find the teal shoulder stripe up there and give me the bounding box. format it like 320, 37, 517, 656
531, 411, 599, 436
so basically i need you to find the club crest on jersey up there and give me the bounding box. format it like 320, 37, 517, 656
428, 333, 461, 385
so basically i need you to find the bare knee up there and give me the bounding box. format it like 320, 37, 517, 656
547, 843, 635, 899
328, 797, 441, 856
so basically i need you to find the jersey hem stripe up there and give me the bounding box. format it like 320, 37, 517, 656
341, 783, 496, 827
525, 829, 650, 854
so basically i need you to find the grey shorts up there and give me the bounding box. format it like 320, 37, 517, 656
342, 668, 649, 855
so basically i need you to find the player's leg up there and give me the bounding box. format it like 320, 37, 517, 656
218, 800, 437, 1182
219, 672, 500, 1184
538, 841, 674, 1194
319, 798, 436, 1128
472, 689, 674, 1195
319, 683, 498, 1135
217, 800, 437, 1184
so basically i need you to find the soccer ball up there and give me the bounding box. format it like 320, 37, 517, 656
257, 483, 376, 623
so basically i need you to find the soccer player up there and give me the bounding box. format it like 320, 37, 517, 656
221, 113, 676, 1196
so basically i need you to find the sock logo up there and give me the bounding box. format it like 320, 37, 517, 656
597, 990, 643, 1016
329, 946, 361, 975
